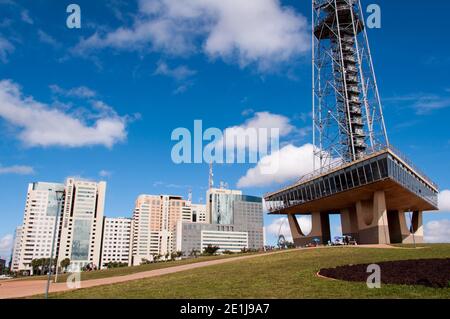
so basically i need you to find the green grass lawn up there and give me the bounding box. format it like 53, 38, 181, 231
45, 244, 450, 299
14, 253, 256, 283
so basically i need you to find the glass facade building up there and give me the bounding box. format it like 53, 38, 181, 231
71, 219, 92, 261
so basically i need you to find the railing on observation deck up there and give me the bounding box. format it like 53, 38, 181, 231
264, 144, 438, 202
386, 144, 438, 190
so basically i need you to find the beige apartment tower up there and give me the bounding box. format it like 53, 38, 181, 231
130, 195, 188, 265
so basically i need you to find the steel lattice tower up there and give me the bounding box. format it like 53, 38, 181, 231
312, 0, 389, 170
264, 0, 438, 247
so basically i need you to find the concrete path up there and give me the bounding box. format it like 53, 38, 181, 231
0, 245, 404, 299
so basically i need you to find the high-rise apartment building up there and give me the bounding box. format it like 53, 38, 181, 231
100, 217, 132, 268
10, 226, 22, 272
130, 195, 187, 265
17, 182, 65, 273
12, 179, 107, 273
57, 178, 106, 270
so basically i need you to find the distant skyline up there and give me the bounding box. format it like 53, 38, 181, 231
1, 0, 450, 259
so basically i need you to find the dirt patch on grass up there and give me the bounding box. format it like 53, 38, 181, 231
319, 258, 450, 288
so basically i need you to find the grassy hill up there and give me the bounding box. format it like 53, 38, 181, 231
16, 253, 252, 283
45, 244, 450, 299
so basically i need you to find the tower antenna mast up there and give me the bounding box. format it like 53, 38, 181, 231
208, 162, 214, 189
312, 0, 389, 171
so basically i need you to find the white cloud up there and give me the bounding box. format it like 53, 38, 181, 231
438, 190, 450, 212
0, 164, 34, 175
0, 234, 13, 259
0, 80, 127, 148
99, 170, 112, 177
21, 10, 34, 24
49, 84, 97, 99
219, 111, 295, 156
238, 143, 316, 188
152, 181, 191, 189
424, 220, 450, 243
173, 84, 192, 95
154, 61, 197, 81
74, 0, 310, 71
0, 36, 14, 63
37, 30, 61, 48
154, 61, 197, 94
385, 91, 450, 114
266, 217, 312, 242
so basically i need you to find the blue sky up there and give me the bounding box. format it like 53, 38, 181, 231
1, 0, 450, 259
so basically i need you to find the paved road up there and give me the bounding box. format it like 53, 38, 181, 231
0, 245, 400, 299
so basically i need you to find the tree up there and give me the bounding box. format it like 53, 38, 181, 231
30, 258, 55, 275
189, 249, 200, 258
203, 245, 220, 256
31, 259, 42, 275
60, 258, 70, 272
106, 261, 127, 269
140, 258, 151, 265
152, 254, 162, 263
170, 251, 183, 261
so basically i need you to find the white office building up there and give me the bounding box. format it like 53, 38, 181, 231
100, 217, 132, 268
201, 230, 248, 253
17, 182, 65, 273
10, 226, 22, 272
175, 222, 249, 254
191, 203, 208, 223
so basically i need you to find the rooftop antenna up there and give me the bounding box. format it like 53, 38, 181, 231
208, 162, 214, 189
188, 188, 192, 202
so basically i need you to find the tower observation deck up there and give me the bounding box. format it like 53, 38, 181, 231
264, 0, 439, 246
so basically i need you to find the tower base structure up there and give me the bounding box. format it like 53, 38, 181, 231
265, 148, 438, 246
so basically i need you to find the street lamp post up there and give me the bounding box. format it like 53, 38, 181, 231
45, 190, 64, 299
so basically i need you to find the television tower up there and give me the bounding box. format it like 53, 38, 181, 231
264, 0, 438, 247
312, 0, 389, 170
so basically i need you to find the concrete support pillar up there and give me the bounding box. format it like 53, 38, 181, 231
355, 190, 390, 244
288, 212, 331, 247
411, 211, 424, 243
287, 213, 304, 242
388, 210, 423, 244
341, 207, 358, 238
